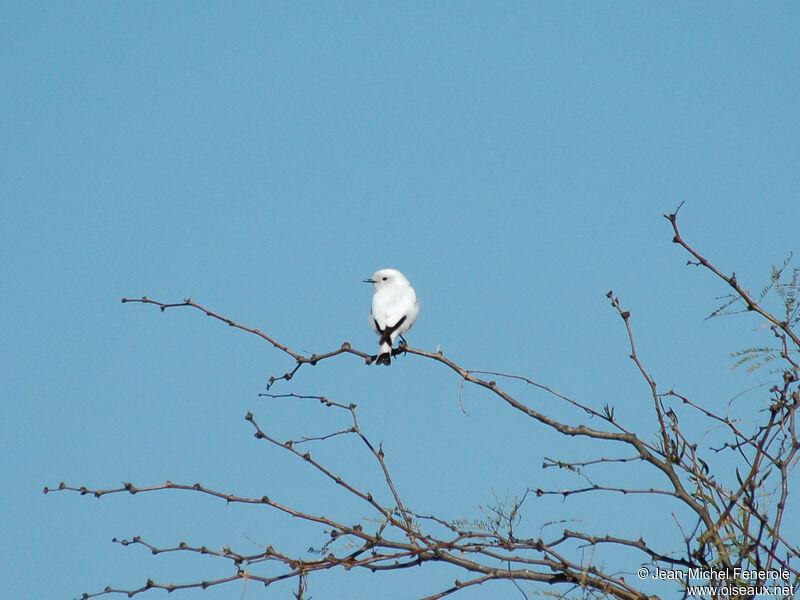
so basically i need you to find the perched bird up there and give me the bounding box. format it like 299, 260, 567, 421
364, 268, 419, 366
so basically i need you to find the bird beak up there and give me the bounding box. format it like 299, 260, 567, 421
363, 278, 375, 283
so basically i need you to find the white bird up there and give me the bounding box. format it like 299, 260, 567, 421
364, 268, 420, 366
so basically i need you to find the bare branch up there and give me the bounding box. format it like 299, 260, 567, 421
51, 212, 798, 599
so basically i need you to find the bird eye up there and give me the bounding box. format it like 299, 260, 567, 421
382, 277, 387, 281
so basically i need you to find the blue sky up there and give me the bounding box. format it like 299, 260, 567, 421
2, 3, 799, 599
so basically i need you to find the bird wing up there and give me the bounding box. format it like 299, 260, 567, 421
372, 286, 417, 332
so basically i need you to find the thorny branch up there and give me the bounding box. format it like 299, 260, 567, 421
47, 207, 799, 600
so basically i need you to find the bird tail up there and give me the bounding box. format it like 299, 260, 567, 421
374, 315, 408, 366
376, 341, 392, 366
